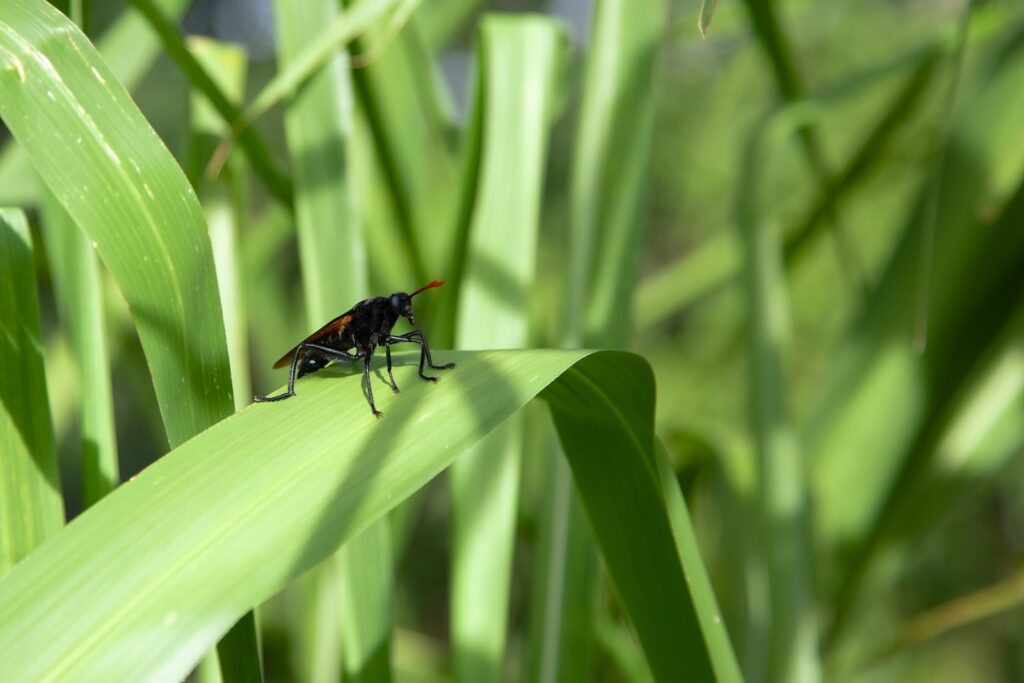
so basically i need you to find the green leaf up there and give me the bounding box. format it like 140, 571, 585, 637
271, 2, 390, 678
450, 15, 564, 683
185, 36, 263, 682
738, 116, 820, 682
415, 0, 485, 53
654, 440, 743, 681
40, 192, 120, 505
242, 0, 400, 130
816, 33, 1024, 644
544, 352, 732, 681
0, 0, 234, 447
0, 349, 726, 682
187, 37, 252, 411
569, 0, 669, 347
0, 0, 192, 206
698, 0, 719, 39
122, 0, 294, 208
273, 0, 366, 326
0, 208, 64, 576
347, 0, 460, 285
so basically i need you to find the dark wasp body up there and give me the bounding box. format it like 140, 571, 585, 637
254, 280, 455, 417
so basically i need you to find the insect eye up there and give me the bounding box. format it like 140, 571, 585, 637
390, 294, 402, 312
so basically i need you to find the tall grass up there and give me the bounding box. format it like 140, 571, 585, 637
2, 0, 1024, 681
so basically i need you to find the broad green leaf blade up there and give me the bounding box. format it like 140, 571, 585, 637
454, 16, 561, 347
450, 17, 564, 683
0, 208, 63, 575
543, 352, 731, 681
537, 2, 671, 679
0, 0, 192, 206
40, 193, 119, 505
0, 349, 718, 683
0, 0, 234, 448
654, 441, 743, 682
42, 0, 119, 512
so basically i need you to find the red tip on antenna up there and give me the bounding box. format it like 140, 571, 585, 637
411, 279, 445, 297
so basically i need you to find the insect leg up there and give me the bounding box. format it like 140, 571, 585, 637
254, 344, 360, 403
385, 344, 400, 393
364, 350, 382, 417
254, 346, 304, 402
387, 332, 456, 382
301, 342, 360, 361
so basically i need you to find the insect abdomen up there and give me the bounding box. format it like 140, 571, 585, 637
297, 351, 330, 379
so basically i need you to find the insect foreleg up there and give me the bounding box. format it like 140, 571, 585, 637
385, 345, 399, 393
363, 350, 382, 417
387, 332, 456, 382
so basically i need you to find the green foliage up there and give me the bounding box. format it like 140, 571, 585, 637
0, 209, 63, 575
2, 0, 1024, 681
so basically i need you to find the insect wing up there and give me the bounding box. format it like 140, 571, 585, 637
271, 311, 354, 368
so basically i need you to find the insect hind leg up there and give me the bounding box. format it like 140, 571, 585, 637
254, 343, 361, 403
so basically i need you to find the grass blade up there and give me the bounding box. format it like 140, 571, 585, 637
272, 0, 366, 324
543, 353, 728, 681
347, 0, 460, 284
450, 16, 564, 682
0, 0, 234, 446
784, 48, 941, 265
538, 2, 671, 679
0, 349, 695, 682
655, 440, 743, 681
122, 0, 294, 208
0, 208, 63, 575
698, 0, 719, 39
0, 0, 192, 206
186, 37, 263, 681
570, 0, 669, 347
416, 0, 486, 53
813, 40, 1024, 645
739, 115, 820, 682
40, 194, 119, 505
243, 0, 400, 129
271, 1, 389, 678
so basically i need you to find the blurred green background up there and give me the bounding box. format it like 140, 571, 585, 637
3, 0, 1024, 681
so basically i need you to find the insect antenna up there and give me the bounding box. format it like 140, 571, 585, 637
411, 280, 445, 297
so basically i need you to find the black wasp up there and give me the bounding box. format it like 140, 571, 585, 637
254, 280, 455, 417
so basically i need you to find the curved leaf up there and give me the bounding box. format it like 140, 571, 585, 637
0, 0, 234, 447
0, 350, 735, 682
0, 208, 63, 575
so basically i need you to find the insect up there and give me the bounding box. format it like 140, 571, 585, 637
254, 280, 455, 417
